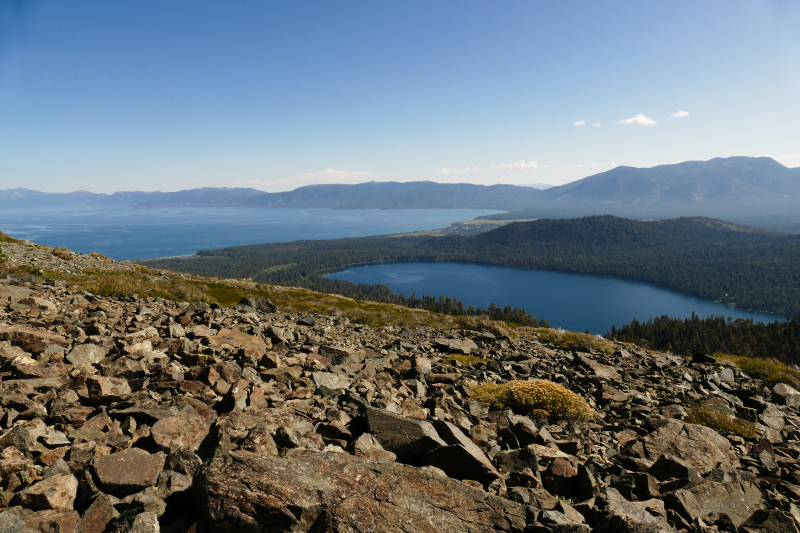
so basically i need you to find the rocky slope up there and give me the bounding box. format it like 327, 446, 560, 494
1, 246, 800, 532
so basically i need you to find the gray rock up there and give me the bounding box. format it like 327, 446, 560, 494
434, 337, 479, 354
66, 344, 107, 367
346, 433, 396, 463
365, 407, 446, 463
319, 345, 366, 365
233, 297, 276, 314
151, 411, 210, 454
664, 478, 762, 528
773, 383, 800, 409
640, 420, 739, 475
592, 487, 672, 533
77, 495, 119, 533
93, 449, 166, 496
311, 371, 351, 391
19, 474, 78, 511
199, 451, 527, 533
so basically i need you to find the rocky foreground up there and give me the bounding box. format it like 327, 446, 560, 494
1, 256, 800, 532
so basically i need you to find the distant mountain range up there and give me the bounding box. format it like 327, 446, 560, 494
3, 156, 799, 224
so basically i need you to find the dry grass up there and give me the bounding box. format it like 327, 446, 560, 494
52, 247, 73, 260
471, 379, 594, 421
713, 353, 800, 388
534, 328, 614, 354
89, 252, 113, 261
30, 266, 461, 329
0, 231, 21, 244
685, 404, 758, 438
442, 354, 490, 365
455, 315, 509, 337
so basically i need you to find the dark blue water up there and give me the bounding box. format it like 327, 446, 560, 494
326, 262, 785, 333
0, 207, 501, 261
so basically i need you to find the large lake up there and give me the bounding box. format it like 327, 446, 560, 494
326, 262, 785, 333
0, 207, 501, 260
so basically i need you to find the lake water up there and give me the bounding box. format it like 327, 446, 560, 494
326, 262, 785, 333
0, 207, 501, 260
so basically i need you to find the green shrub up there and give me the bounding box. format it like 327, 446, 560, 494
471, 379, 594, 421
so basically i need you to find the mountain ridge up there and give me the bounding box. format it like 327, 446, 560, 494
2, 156, 798, 218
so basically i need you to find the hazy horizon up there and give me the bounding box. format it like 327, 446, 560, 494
1, 1, 798, 194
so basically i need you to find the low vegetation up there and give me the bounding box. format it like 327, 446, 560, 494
535, 328, 614, 354
0, 262, 486, 331
712, 353, 800, 388
441, 354, 490, 366
52, 247, 74, 260
0, 231, 21, 243
471, 379, 594, 421
455, 315, 509, 337
685, 404, 758, 438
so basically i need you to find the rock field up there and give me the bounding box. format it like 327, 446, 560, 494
1, 246, 800, 532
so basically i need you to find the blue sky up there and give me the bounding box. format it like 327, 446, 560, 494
1, 0, 798, 193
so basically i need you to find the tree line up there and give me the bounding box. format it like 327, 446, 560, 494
608, 314, 800, 365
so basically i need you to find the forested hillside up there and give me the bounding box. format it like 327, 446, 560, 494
609, 314, 800, 365
140, 215, 800, 315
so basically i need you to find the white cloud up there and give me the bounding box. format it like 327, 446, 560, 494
670, 110, 690, 118
573, 120, 586, 126
566, 161, 619, 168
437, 160, 538, 175
774, 155, 800, 167
245, 169, 372, 192
617, 114, 657, 126
591, 122, 601, 127
767, 111, 778, 116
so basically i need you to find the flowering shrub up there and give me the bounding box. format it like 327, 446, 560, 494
471, 379, 594, 421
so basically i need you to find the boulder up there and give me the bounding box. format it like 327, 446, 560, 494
87, 376, 131, 402
151, 411, 210, 454
772, 383, 800, 409
233, 297, 276, 314
542, 457, 578, 497
77, 495, 119, 533
664, 478, 762, 528
93, 449, 166, 496
198, 451, 527, 533
576, 353, 621, 381
319, 345, 366, 365
0, 326, 70, 351
365, 407, 446, 464
740, 510, 800, 533
421, 442, 502, 487
640, 420, 739, 475
591, 487, 672, 533
311, 372, 351, 391
19, 474, 77, 510
21, 510, 80, 533
434, 338, 479, 354
346, 433, 396, 463
773, 383, 800, 409
207, 329, 268, 358
66, 344, 107, 367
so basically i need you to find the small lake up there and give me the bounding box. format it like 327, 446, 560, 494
326, 262, 785, 333
0, 207, 501, 261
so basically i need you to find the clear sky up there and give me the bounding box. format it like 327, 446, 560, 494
1, 0, 798, 193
